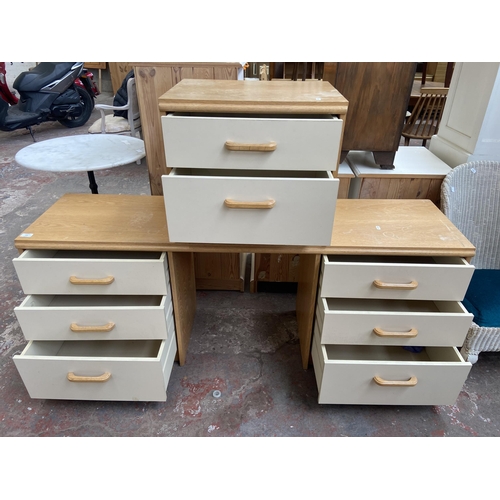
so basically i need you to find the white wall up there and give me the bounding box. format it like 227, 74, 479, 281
430, 62, 500, 167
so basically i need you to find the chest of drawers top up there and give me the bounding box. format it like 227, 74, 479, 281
158, 79, 349, 115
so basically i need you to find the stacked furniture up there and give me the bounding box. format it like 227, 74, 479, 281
10, 80, 478, 406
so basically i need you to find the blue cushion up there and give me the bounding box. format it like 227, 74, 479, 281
462, 269, 500, 327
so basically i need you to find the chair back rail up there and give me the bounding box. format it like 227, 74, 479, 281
402, 87, 448, 146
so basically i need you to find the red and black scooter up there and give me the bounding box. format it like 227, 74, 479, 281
0, 62, 99, 139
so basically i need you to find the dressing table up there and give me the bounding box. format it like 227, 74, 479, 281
13, 194, 475, 404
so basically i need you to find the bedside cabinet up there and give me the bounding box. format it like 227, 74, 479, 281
158, 79, 348, 246
347, 147, 451, 205
312, 254, 474, 405
12, 249, 177, 402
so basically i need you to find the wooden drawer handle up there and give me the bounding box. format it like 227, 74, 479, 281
224, 198, 275, 209
67, 372, 111, 383
373, 327, 418, 338
225, 140, 277, 152
373, 376, 418, 387
69, 276, 115, 285
71, 322, 115, 333
373, 280, 418, 290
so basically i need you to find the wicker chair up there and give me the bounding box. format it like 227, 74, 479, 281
441, 161, 500, 363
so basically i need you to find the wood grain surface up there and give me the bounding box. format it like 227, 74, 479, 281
158, 79, 349, 114
15, 195, 475, 258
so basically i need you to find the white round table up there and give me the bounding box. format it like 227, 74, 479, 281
15, 134, 146, 193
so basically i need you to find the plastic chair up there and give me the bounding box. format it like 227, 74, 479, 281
441, 161, 500, 363
402, 87, 448, 146
88, 77, 141, 138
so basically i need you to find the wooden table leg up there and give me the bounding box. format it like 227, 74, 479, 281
296, 253, 321, 369
168, 252, 196, 365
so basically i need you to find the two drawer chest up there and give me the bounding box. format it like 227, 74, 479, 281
12, 195, 476, 405
158, 79, 348, 246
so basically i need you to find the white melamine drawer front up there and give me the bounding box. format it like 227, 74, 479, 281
320, 255, 474, 301
13, 334, 177, 402
15, 294, 174, 341
162, 113, 343, 171
316, 298, 473, 346
162, 169, 338, 245
311, 328, 471, 405
13, 250, 169, 295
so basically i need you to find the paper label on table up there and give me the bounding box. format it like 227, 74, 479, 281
19, 233, 33, 238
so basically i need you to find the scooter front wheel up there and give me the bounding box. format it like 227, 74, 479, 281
58, 86, 93, 128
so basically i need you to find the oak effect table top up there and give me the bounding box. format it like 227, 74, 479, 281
15, 194, 475, 258
158, 79, 349, 115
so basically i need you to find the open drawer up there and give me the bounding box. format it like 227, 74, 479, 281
162, 169, 339, 245
311, 327, 471, 405
13, 334, 177, 402
320, 255, 475, 301
14, 294, 175, 341
13, 250, 170, 295
162, 113, 343, 171
315, 297, 473, 346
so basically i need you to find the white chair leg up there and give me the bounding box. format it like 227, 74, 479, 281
468, 353, 479, 364
461, 345, 479, 364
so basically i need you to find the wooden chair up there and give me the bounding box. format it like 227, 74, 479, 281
271, 63, 324, 81
401, 87, 448, 146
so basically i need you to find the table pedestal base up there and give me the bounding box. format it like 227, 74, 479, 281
87, 171, 98, 194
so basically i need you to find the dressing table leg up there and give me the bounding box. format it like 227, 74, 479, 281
296, 254, 321, 369
168, 251, 196, 365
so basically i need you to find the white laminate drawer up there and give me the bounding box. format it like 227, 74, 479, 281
320, 255, 474, 301
162, 113, 343, 171
311, 327, 471, 405
13, 250, 169, 295
14, 294, 175, 341
316, 297, 473, 346
162, 169, 338, 245
13, 334, 177, 402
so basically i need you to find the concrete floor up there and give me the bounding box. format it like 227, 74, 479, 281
1, 93, 500, 438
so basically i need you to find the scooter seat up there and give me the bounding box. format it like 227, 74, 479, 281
0, 102, 41, 131
13, 62, 80, 93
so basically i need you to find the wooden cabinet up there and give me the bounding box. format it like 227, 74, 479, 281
347, 147, 451, 205
324, 62, 416, 169
119, 63, 243, 291
109, 62, 243, 195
